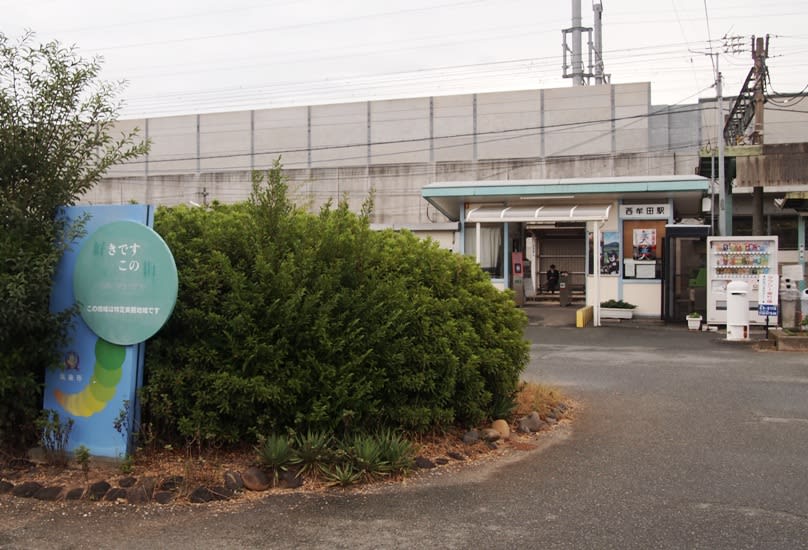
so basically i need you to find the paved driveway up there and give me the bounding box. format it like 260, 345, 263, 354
3, 322, 808, 549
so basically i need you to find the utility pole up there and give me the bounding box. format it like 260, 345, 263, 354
717, 59, 728, 236
751, 36, 768, 145
565, 0, 585, 86
562, 0, 597, 86
751, 35, 769, 235
593, 2, 608, 84
693, 43, 728, 235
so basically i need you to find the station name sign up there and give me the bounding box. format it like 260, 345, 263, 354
619, 204, 669, 220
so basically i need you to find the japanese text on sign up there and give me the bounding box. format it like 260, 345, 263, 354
92, 240, 156, 274
85, 305, 162, 315
620, 204, 669, 219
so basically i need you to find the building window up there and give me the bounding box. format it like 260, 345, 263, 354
465, 224, 503, 278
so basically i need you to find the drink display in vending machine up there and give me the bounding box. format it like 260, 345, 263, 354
706, 236, 779, 325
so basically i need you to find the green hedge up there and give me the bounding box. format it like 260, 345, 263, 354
142, 163, 528, 445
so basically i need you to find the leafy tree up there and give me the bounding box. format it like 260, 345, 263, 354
0, 32, 148, 450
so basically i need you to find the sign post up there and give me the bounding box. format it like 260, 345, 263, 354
45, 206, 177, 458
758, 274, 779, 339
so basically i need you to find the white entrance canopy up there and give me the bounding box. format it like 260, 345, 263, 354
465, 204, 611, 223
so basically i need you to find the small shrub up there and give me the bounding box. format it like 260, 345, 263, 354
600, 299, 637, 309
119, 454, 134, 474
113, 400, 130, 446
74, 445, 91, 480
36, 409, 74, 467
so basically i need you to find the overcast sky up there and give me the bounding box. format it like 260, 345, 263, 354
4, 0, 807, 118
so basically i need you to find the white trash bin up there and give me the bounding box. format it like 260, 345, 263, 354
726, 280, 750, 341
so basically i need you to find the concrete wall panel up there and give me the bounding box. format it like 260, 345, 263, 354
200, 111, 251, 172
106, 120, 147, 178
477, 90, 541, 159
148, 115, 198, 174
433, 94, 474, 161
254, 106, 309, 169
368, 164, 429, 224
544, 85, 612, 156
765, 106, 808, 144
310, 102, 367, 167
371, 98, 430, 164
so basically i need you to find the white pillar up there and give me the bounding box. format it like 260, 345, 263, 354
475, 222, 481, 265
594, 221, 602, 327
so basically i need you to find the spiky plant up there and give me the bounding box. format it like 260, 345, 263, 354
321, 462, 361, 487
376, 429, 416, 475
348, 434, 389, 481
293, 429, 335, 477
255, 434, 299, 482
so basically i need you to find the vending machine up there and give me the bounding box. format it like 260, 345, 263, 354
706, 236, 778, 325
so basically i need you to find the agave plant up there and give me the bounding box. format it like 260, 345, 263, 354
321, 462, 361, 487
255, 434, 299, 482
376, 429, 416, 475
293, 429, 335, 477
346, 434, 389, 481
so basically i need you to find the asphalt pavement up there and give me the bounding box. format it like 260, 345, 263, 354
2, 304, 807, 549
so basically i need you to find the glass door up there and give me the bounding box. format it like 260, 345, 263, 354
663, 226, 709, 323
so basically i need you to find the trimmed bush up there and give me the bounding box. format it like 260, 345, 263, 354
142, 160, 529, 446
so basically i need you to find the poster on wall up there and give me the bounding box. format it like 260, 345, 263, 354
633, 228, 657, 260
601, 231, 620, 275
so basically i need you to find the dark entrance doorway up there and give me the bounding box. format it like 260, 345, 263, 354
529, 226, 586, 295
663, 225, 710, 322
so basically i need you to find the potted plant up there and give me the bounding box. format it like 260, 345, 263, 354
600, 299, 637, 320
687, 311, 702, 330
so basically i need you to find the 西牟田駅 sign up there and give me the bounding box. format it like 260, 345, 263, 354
73, 220, 178, 345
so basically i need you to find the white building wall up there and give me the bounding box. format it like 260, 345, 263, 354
477, 90, 541, 159
763, 106, 808, 144
200, 111, 251, 172
147, 115, 198, 174
370, 98, 430, 164
254, 106, 309, 169
433, 94, 474, 162
623, 283, 662, 317
544, 85, 614, 157
93, 82, 808, 226
310, 102, 367, 167
614, 82, 651, 156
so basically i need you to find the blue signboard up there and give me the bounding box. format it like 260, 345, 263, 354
758, 304, 779, 317
45, 205, 155, 458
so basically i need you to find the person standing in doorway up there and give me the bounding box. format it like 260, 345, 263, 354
546, 264, 560, 293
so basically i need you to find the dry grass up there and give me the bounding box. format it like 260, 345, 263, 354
514, 381, 565, 417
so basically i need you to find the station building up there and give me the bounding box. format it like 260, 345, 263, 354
89, 81, 808, 321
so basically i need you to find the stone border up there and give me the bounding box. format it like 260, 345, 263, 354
0, 405, 570, 506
